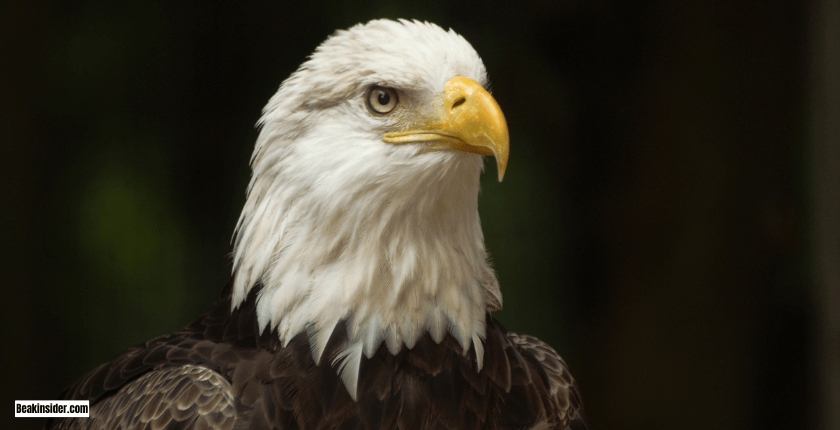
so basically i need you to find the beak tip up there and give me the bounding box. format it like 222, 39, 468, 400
496, 160, 507, 182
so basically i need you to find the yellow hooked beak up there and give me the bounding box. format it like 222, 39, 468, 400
383, 76, 510, 181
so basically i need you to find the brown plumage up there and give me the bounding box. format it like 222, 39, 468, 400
48, 283, 586, 430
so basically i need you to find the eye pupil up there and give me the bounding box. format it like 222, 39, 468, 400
377, 91, 390, 106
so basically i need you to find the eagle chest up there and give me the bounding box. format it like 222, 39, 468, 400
226, 322, 551, 430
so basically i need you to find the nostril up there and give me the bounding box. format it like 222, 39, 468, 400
451, 97, 466, 110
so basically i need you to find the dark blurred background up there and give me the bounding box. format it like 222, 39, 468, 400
2, 1, 838, 429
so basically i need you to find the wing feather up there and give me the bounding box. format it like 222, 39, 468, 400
507, 332, 588, 430
50, 365, 236, 430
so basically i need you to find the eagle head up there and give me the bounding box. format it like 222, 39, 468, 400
230, 19, 509, 397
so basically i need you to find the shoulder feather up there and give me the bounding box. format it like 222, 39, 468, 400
49, 365, 235, 430
507, 331, 588, 430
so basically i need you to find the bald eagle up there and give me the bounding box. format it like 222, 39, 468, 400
47, 19, 586, 430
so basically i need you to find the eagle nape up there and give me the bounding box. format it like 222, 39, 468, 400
48, 19, 586, 430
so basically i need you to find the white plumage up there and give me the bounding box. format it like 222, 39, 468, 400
231, 20, 504, 397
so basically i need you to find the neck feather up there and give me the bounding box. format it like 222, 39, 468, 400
231, 128, 501, 399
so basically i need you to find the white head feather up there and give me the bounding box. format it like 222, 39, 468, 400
231, 19, 503, 398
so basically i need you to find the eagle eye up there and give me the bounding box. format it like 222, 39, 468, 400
366, 86, 399, 115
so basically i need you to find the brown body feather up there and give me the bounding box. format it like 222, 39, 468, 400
47, 283, 586, 430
